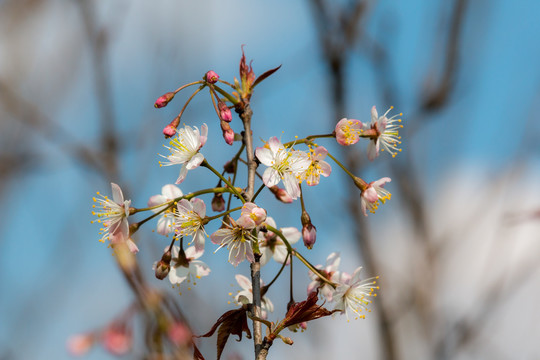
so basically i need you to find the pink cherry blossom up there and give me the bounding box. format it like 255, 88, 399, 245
366, 106, 403, 160
211, 217, 257, 267
234, 274, 274, 319
335, 118, 363, 146
92, 183, 131, 247
255, 137, 310, 200
303, 146, 332, 186
160, 124, 208, 184
360, 177, 391, 216
239, 202, 267, 228
174, 198, 207, 252
307, 252, 341, 302
148, 184, 183, 235
258, 217, 300, 266
168, 245, 210, 286
333, 267, 379, 319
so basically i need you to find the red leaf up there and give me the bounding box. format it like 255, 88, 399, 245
196, 308, 251, 360
281, 292, 333, 328
252, 65, 282, 89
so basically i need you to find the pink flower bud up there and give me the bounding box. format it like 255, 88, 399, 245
301, 210, 316, 249
218, 101, 232, 122
102, 324, 132, 356
211, 193, 225, 212
154, 92, 175, 108
205, 70, 219, 84
163, 116, 181, 138
269, 185, 293, 203
302, 223, 317, 249
223, 128, 235, 145
66, 334, 94, 356
335, 118, 363, 146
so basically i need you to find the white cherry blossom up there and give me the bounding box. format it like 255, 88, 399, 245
147, 184, 183, 235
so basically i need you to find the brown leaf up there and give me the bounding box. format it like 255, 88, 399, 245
281, 292, 333, 328
196, 308, 251, 360
252, 65, 282, 90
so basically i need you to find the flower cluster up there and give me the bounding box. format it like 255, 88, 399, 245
85, 51, 403, 358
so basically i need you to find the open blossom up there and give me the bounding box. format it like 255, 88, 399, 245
255, 137, 310, 200
366, 106, 403, 160
147, 184, 183, 235
333, 267, 379, 319
258, 217, 301, 266
303, 146, 332, 186
174, 198, 207, 252
307, 252, 342, 302
160, 123, 208, 184
360, 177, 392, 216
92, 183, 132, 247
234, 274, 274, 319
168, 245, 210, 286
335, 118, 363, 146
211, 216, 258, 267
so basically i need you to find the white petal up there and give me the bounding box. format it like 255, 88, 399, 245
367, 140, 379, 161
262, 167, 280, 187
176, 165, 188, 184
255, 147, 274, 166
191, 198, 206, 217
186, 153, 204, 170
199, 123, 208, 146
235, 274, 252, 291
281, 227, 301, 244
282, 173, 300, 200
371, 106, 378, 123
162, 184, 183, 199
111, 183, 124, 204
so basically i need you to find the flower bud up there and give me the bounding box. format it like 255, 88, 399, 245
301, 210, 316, 249
211, 193, 225, 212
102, 324, 132, 356
163, 116, 181, 138
205, 70, 219, 84
154, 92, 175, 108
223, 128, 235, 145
155, 248, 172, 280
218, 101, 232, 122
269, 185, 293, 203
168, 322, 192, 346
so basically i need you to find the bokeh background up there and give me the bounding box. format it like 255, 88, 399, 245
2, 0, 540, 359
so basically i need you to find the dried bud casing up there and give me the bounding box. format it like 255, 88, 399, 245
154, 92, 175, 108
223, 161, 236, 174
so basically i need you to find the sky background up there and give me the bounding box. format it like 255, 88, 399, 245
1, 0, 540, 359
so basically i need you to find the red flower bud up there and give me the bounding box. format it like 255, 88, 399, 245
223, 128, 235, 145
211, 193, 225, 212
154, 92, 175, 108
205, 70, 219, 84
218, 101, 232, 122
163, 116, 181, 138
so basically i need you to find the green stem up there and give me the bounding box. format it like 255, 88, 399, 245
205, 206, 242, 222
264, 252, 289, 290
251, 184, 266, 202
202, 160, 245, 203
212, 84, 239, 104
173, 80, 205, 94
326, 151, 356, 179
282, 133, 335, 148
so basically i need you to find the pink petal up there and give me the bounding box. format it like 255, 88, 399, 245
318, 161, 332, 177
267, 136, 283, 154
371, 106, 378, 123
313, 146, 328, 160
191, 198, 206, 217
162, 184, 183, 199
235, 274, 252, 291
372, 177, 391, 188
176, 165, 188, 184
199, 123, 208, 146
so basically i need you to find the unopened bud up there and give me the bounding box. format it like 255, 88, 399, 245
155, 248, 172, 280
269, 185, 293, 203
218, 101, 232, 122
205, 70, 219, 84
301, 210, 316, 249
154, 92, 175, 108
163, 116, 181, 138
279, 335, 294, 345
211, 193, 225, 212
223, 128, 235, 145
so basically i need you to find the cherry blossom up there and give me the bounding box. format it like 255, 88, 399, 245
168, 245, 210, 286
239, 202, 267, 228
307, 252, 342, 302
365, 106, 403, 160
92, 183, 131, 247
258, 217, 301, 266
333, 267, 379, 319
160, 123, 208, 184
234, 274, 274, 319
211, 217, 257, 267
360, 177, 392, 216
255, 137, 310, 200
303, 146, 332, 186
102, 323, 132, 355
335, 118, 363, 146
147, 184, 183, 235
174, 198, 207, 252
